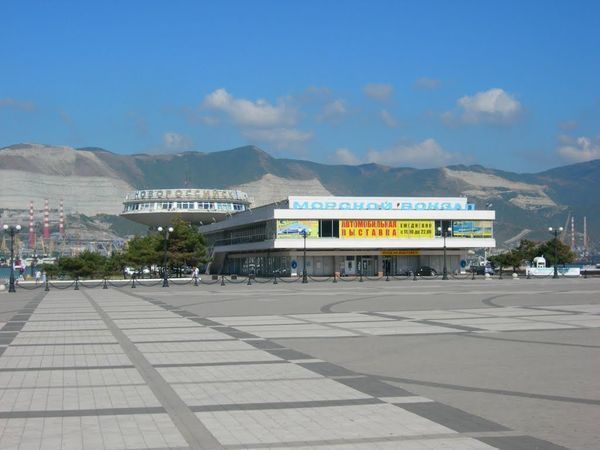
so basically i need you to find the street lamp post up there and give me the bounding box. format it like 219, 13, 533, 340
30, 253, 38, 280
548, 226, 563, 279
2, 224, 22, 293
437, 226, 452, 280
157, 226, 173, 287
301, 229, 308, 283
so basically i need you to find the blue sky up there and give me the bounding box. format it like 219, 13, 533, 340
1, 0, 599, 172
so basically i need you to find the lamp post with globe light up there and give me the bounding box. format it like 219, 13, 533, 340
437, 225, 452, 280
2, 225, 22, 293
548, 226, 564, 279
157, 226, 173, 287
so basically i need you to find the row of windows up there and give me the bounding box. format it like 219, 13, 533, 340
124, 202, 246, 212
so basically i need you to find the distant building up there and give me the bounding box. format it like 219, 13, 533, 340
121, 188, 251, 226
199, 196, 496, 276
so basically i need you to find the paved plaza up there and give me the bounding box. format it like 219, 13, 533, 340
0, 278, 598, 449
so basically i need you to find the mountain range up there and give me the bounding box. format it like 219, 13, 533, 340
1, 143, 598, 247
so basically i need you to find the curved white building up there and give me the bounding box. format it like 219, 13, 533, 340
121, 188, 251, 226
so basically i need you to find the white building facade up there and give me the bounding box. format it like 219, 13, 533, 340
199, 196, 496, 276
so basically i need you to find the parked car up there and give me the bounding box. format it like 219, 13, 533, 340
474, 264, 495, 275
416, 266, 437, 276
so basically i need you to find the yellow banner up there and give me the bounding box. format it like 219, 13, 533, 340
339, 220, 434, 239
381, 249, 421, 256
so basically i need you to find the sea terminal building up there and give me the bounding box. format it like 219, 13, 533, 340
121, 188, 251, 227
199, 196, 496, 276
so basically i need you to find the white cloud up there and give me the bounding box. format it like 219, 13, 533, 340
414, 77, 441, 90
317, 99, 348, 123
363, 83, 394, 102
366, 139, 459, 167
163, 132, 192, 150
203, 88, 295, 127
379, 109, 398, 128
557, 135, 600, 162
0, 97, 36, 112
333, 148, 361, 165
242, 128, 313, 149
444, 88, 522, 124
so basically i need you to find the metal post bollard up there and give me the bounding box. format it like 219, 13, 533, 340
247, 275, 252, 286
74, 277, 79, 290
471, 268, 475, 280
194, 276, 198, 287
412, 271, 417, 281
359, 271, 363, 282
103, 279, 108, 289
45, 279, 50, 291
131, 276, 136, 288
583, 270, 587, 279
332, 273, 337, 283
273, 271, 278, 284
385, 273, 389, 281
221, 275, 225, 286
499, 268, 503, 280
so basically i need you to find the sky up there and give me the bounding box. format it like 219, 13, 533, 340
1, 0, 599, 172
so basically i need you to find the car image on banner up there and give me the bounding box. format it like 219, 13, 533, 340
276, 220, 319, 238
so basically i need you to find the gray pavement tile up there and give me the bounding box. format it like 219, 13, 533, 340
264, 348, 313, 360
174, 311, 197, 317
153, 360, 288, 368
211, 326, 259, 339
190, 318, 222, 326
243, 339, 286, 350
478, 435, 569, 450
0, 406, 166, 419
416, 319, 484, 332
336, 376, 413, 397
0, 364, 135, 372
1, 323, 25, 332
400, 402, 510, 433
189, 397, 381, 412
298, 361, 359, 377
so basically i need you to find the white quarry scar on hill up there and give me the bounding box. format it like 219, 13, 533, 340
0, 169, 133, 215
231, 173, 332, 207
444, 168, 558, 209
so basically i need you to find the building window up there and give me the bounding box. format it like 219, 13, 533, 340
319, 220, 340, 237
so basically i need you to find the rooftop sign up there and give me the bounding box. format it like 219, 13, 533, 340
289, 196, 474, 211
127, 189, 249, 202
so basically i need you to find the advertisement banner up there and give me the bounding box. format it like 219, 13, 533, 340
381, 249, 421, 256
452, 220, 493, 238
276, 220, 319, 239
340, 220, 434, 239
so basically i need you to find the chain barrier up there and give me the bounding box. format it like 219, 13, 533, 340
15, 282, 44, 290
276, 276, 302, 283
417, 274, 440, 281
108, 280, 130, 288
224, 276, 250, 284
199, 277, 221, 285
307, 275, 333, 282
337, 276, 359, 282
253, 277, 274, 284
48, 281, 76, 290
136, 279, 166, 287
365, 275, 384, 281
450, 273, 471, 280
391, 275, 411, 281
78, 281, 105, 289
168, 279, 194, 286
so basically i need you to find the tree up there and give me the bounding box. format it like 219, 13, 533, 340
124, 235, 160, 273
490, 250, 524, 273
57, 251, 107, 279
515, 239, 539, 263
166, 218, 209, 275
537, 238, 576, 267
